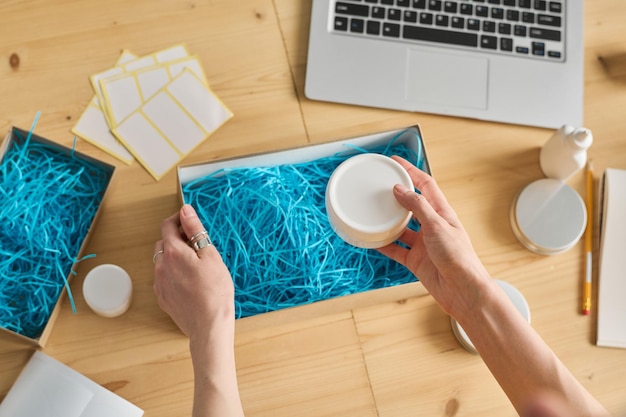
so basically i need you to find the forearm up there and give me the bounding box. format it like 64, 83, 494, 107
457, 279, 608, 416
189, 319, 244, 417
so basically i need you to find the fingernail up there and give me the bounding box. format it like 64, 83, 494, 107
394, 184, 410, 194
181, 204, 196, 218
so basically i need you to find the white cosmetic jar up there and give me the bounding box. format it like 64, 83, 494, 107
510, 178, 586, 255
325, 153, 414, 249
82, 264, 133, 318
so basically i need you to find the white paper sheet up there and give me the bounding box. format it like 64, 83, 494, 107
596, 168, 626, 348
0, 351, 143, 417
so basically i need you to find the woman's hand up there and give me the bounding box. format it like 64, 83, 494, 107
377, 156, 492, 318
153, 204, 235, 339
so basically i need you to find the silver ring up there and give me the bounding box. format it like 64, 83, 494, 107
191, 236, 212, 251
189, 230, 208, 244
152, 250, 164, 263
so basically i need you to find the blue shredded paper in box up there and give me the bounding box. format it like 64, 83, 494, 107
0, 125, 113, 339
183, 131, 427, 318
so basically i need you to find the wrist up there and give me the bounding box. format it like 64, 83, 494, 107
450, 275, 499, 329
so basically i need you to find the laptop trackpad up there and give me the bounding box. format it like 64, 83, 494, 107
406, 49, 489, 110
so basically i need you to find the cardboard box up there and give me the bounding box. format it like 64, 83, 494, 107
0, 127, 116, 346
177, 126, 430, 318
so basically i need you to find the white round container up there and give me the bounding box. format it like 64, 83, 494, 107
451, 280, 531, 354
325, 153, 413, 249
510, 178, 586, 255
82, 264, 133, 318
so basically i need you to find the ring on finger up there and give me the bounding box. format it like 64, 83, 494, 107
189, 230, 208, 244
191, 236, 212, 251
152, 249, 165, 263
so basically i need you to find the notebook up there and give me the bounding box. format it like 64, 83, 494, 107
305, 0, 584, 128
596, 168, 626, 349
0, 351, 144, 417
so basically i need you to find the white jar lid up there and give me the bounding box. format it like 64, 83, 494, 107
451, 280, 531, 354
325, 154, 413, 249
82, 264, 133, 318
510, 178, 586, 255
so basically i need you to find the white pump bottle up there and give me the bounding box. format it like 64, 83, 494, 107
539, 125, 593, 181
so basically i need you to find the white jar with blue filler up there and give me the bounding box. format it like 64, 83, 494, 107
325, 153, 414, 249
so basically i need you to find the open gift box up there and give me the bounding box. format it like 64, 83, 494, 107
0, 127, 115, 346
177, 126, 431, 319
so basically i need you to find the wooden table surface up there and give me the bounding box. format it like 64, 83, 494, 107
1, 1, 626, 416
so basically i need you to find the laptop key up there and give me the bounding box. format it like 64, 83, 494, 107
499, 22, 511, 34
476, 6, 489, 17
451, 16, 465, 29
530, 27, 561, 41
404, 10, 419, 22
444, 1, 458, 13
467, 18, 480, 31
537, 14, 561, 27
500, 37, 513, 51
383, 22, 401, 37
436, 14, 450, 27
367, 20, 381, 34
420, 12, 434, 24
532, 41, 545, 56
480, 34, 498, 49
335, 16, 349, 31
336, 2, 369, 17
388, 8, 402, 20
483, 21, 496, 33
522, 11, 535, 23
506, 9, 520, 21
428, 0, 442, 11
372, 6, 385, 18
403, 25, 478, 47
549, 1, 562, 13
460, 4, 473, 15
350, 18, 365, 33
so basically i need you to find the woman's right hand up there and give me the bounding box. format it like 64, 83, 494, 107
377, 156, 493, 318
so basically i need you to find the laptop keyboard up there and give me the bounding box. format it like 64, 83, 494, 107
331, 0, 566, 62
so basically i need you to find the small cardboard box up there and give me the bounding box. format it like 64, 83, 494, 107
177, 126, 430, 318
0, 127, 116, 346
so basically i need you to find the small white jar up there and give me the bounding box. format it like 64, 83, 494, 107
82, 264, 133, 318
510, 178, 586, 255
325, 153, 413, 249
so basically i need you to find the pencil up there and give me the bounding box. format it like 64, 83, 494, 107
582, 159, 594, 315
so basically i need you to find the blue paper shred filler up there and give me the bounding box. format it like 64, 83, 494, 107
0, 126, 114, 339
183, 130, 426, 318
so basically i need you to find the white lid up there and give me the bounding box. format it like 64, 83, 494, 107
82, 264, 133, 318
451, 280, 531, 354
325, 154, 413, 248
510, 178, 586, 255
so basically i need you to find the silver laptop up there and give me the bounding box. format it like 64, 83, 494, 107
305, 0, 583, 128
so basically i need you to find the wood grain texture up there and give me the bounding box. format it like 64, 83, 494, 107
1, 0, 626, 416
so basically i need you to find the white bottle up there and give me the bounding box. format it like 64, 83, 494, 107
539, 125, 593, 181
